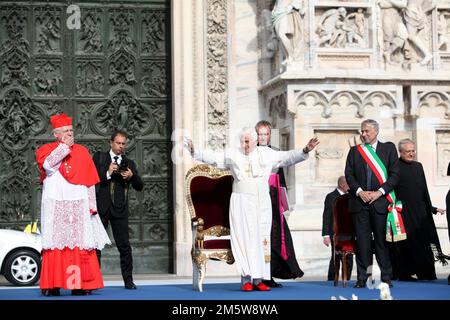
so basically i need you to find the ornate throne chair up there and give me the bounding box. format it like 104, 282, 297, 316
185, 164, 234, 292
332, 193, 356, 288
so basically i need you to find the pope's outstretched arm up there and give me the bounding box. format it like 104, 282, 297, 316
185, 138, 228, 169
276, 137, 320, 168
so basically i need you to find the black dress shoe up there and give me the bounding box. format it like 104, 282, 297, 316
353, 280, 366, 288
42, 289, 60, 296
382, 280, 393, 288
71, 289, 92, 296
262, 279, 283, 288
125, 281, 137, 290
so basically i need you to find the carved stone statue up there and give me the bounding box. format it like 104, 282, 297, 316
378, 0, 409, 65
403, 0, 436, 65
271, 0, 306, 65
438, 11, 450, 51
316, 7, 347, 48
345, 8, 366, 46
378, 0, 436, 66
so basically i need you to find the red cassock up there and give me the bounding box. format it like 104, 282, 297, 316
40, 248, 104, 290
36, 141, 107, 290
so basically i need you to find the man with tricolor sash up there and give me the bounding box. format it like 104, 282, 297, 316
345, 119, 401, 288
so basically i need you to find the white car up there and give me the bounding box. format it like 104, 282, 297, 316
0, 229, 42, 286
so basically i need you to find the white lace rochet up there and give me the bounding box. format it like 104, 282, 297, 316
40, 143, 111, 250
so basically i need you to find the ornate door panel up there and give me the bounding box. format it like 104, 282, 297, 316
0, 1, 172, 274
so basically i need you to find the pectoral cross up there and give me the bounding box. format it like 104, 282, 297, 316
64, 160, 71, 173
245, 163, 252, 177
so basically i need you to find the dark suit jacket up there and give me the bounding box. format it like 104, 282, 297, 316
344, 141, 399, 214
322, 189, 341, 237
93, 151, 144, 218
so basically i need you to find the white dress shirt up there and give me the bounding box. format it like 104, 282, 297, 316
106, 150, 123, 180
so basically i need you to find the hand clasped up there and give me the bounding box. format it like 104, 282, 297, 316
359, 190, 382, 203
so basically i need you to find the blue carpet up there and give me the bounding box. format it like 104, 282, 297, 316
0, 279, 449, 300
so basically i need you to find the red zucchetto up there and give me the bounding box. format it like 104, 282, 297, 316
50, 113, 72, 129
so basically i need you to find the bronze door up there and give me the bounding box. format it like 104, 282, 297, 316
0, 0, 172, 274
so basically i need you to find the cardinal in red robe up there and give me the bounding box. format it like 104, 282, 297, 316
36, 113, 110, 296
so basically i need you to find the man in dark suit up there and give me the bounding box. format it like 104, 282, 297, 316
93, 129, 144, 289
322, 176, 353, 281
344, 119, 400, 288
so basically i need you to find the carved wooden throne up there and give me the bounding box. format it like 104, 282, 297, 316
185, 164, 235, 292
332, 193, 356, 288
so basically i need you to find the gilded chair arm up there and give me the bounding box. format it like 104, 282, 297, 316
191, 217, 205, 249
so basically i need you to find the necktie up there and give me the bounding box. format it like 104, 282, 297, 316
366, 145, 373, 190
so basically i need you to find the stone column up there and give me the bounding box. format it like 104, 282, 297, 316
172, 0, 207, 276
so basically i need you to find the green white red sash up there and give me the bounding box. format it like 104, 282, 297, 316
356, 144, 407, 242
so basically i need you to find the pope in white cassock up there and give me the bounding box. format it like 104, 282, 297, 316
186, 127, 319, 291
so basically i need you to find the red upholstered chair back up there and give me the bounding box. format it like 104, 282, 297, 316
186, 165, 234, 292
190, 175, 232, 230
332, 194, 356, 253
186, 165, 234, 251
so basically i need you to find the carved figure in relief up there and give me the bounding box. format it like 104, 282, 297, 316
438, 11, 450, 51
345, 8, 366, 46
80, 21, 102, 52
271, 0, 306, 65
378, 0, 436, 66
37, 18, 61, 52
378, 0, 409, 64
316, 7, 347, 47
403, 0, 436, 65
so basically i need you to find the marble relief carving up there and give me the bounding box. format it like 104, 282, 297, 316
260, 1, 450, 72
314, 130, 360, 185
206, 0, 229, 150
316, 7, 366, 48
438, 10, 450, 51
294, 90, 397, 119
269, 93, 287, 128
378, 0, 435, 68
417, 91, 450, 118
436, 131, 450, 179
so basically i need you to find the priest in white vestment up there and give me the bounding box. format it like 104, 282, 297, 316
186, 127, 319, 291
